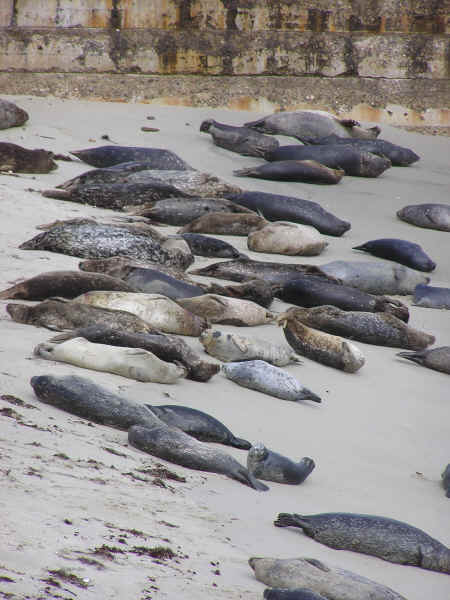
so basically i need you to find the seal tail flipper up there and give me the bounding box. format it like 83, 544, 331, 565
236, 467, 269, 491
274, 513, 311, 532
233, 168, 256, 177
301, 390, 322, 404
49, 330, 77, 343
228, 436, 252, 450
397, 350, 426, 366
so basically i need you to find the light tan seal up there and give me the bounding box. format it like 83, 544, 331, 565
177, 294, 275, 326
247, 222, 328, 256
34, 337, 187, 383
178, 212, 267, 236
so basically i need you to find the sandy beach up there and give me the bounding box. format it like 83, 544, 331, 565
0, 96, 449, 599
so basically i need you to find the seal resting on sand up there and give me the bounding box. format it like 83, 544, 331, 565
397, 346, 450, 375
413, 283, 450, 309
200, 118, 279, 157
248, 443, 315, 485
128, 423, 268, 491
0, 142, 57, 173
234, 160, 344, 185
397, 203, 450, 232
0, 99, 29, 129
274, 512, 450, 574
177, 294, 275, 327
248, 222, 328, 257
71, 145, 193, 170
353, 238, 436, 273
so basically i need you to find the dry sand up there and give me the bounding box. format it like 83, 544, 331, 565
0, 96, 449, 599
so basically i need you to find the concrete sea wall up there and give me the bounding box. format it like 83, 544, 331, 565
0, 1, 449, 125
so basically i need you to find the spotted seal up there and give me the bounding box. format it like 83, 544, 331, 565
287, 306, 434, 350
248, 222, 328, 256
234, 160, 344, 184
179, 233, 240, 258
200, 329, 301, 366
274, 512, 450, 574
397, 203, 450, 232
0, 142, 57, 173
265, 145, 391, 178
0, 98, 29, 129
247, 443, 315, 485
0, 270, 135, 301
249, 557, 406, 600
145, 405, 251, 449
244, 110, 380, 142
34, 337, 186, 384
71, 145, 193, 170
397, 346, 450, 375
353, 238, 436, 273
222, 360, 321, 403
200, 118, 279, 157
128, 423, 268, 491
278, 309, 365, 373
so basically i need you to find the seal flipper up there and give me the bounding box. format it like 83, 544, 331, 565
274, 513, 315, 536
246, 471, 269, 492
228, 436, 252, 450
396, 350, 426, 366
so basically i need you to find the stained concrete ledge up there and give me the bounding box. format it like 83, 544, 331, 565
0, 72, 448, 126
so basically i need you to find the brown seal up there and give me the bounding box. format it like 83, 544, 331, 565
178, 212, 267, 236
0, 142, 57, 173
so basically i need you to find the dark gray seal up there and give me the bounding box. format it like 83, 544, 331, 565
51, 325, 219, 382
442, 464, 450, 498
190, 257, 336, 286
30, 374, 162, 430
128, 423, 268, 491
0, 270, 135, 301
320, 260, 429, 295
274, 512, 450, 574
0, 142, 57, 173
249, 557, 406, 600
397, 346, 450, 375
222, 360, 322, 403
204, 279, 275, 308
264, 589, 327, 600
413, 283, 450, 309
265, 145, 391, 178
278, 276, 410, 322
179, 233, 240, 258
145, 405, 251, 449
71, 145, 192, 170
116, 266, 204, 299
0, 99, 29, 129
7, 297, 158, 334
200, 119, 279, 157
234, 160, 344, 184
225, 191, 350, 237
244, 111, 380, 142
125, 197, 253, 226
308, 134, 419, 166
288, 306, 434, 350
353, 238, 436, 273
247, 443, 315, 484
397, 203, 450, 232
19, 221, 193, 270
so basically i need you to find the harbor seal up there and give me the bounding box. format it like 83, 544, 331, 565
248, 222, 328, 256
397, 346, 450, 375
179, 233, 240, 258
413, 283, 450, 309
244, 110, 380, 141
247, 443, 315, 485
278, 309, 365, 373
71, 145, 193, 170
265, 145, 391, 178
249, 557, 407, 600
73, 291, 207, 336
353, 238, 436, 273
178, 212, 267, 236
263, 589, 327, 600
111, 266, 204, 299
200, 329, 301, 366
177, 294, 275, 326
200, 118, 279, 157
397, 203, 450, 232
222, 360, 321, 403
442, 465, 450, 498
128, 423, 268, 491
233, 160, 344, 184
124, 197, 253, 226
49, 325, 219, 382
287, 306, 434, 350
278, 276, 410, 322
0, 270, 135, 301
226, 191, 350, 237
308, 134, 419, 166
30, 374, 163, 431
0, 142, 57, 173
146, 405, 251, 449
78, 255, 195, 283
274, 512, 450, 574
7, 298, 158, 333
34, 337, 186, 384
204, 279, 275, 309
319, 260, 429, 295
0, 98, 29, 129
19, 221, 193, 270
